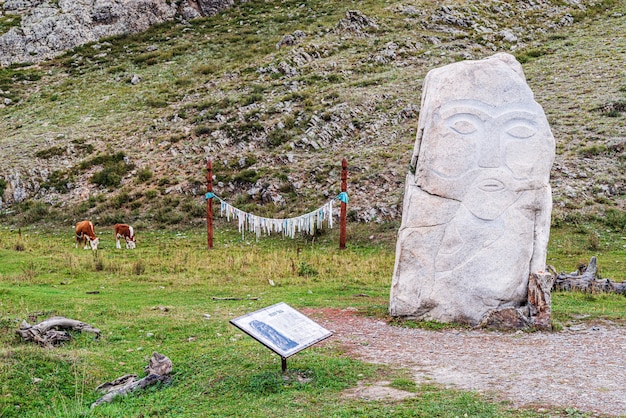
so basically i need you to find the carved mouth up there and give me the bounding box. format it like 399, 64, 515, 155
478, 179, 505, 192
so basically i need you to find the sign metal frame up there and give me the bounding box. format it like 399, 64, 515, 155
230, 302, 333, 372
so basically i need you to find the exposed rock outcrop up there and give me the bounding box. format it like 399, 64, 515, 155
0, 0, 237, 66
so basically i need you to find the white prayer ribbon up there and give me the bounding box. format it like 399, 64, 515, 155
216, 197, 338, 239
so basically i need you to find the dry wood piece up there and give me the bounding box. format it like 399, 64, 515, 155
550, 256, 626, 294
91, 352, 173, 408
212, 296, 259, 301
16, 316, 100, 347
528, 271, 555, 330
478, 271, 555, 330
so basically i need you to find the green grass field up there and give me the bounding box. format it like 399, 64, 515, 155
1, 223, 625, 417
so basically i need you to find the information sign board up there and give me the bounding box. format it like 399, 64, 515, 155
230, 302, 332, 359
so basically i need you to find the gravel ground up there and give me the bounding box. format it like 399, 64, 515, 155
306, 308, 626, 417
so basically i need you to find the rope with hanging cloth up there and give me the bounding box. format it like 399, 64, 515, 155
205, 192, 348, 239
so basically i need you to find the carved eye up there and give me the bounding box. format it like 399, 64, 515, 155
445, 114, 481, 135
506, 124, 536, 139
449, 120, 477, 134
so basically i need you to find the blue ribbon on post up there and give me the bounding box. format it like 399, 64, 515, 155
205, 192, 216, 200
336, 192, 349, 204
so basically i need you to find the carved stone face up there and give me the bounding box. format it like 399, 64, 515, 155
390, 53, 556, 326
415, 58, 555, 220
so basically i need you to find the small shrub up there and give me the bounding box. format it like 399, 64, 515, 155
92, 251, 104, 271
587, 232, 600, 251
41, 170, 73, 193
20, 261, 37, 280
181, 202, 206, 218
35, 146, 66, 159
242, 93, 263, 106
577, 144, 607, 157
91, 165, 123, 188
154, 208, 184, 225
111, 192, 131, 209
194, 125, 211, 136
267, 129, 291, 147
297, 261, 318, 277
79, 152, 126, 170
603, 209, 626, 231
133, 260, 146, 275
18, 201, 51, 224
595, 100, 626, 117
89, 154, 133, 188
146, 97, 168, 108
174, 77, 192, 87
72, 139, 95, 154
327, 74, 343, 83
515, 48, 548, 63
137, 169, 153, 183
107, 66, 126, 74
194, 63, 217, 75
233, 169, 259, 184
132, 51, 161, 65
99, 211, 126, 226
14, 240, 25, 252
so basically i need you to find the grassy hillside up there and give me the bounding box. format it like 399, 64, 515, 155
0, 0, 625, 230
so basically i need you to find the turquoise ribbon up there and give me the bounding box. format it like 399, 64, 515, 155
336, 192, 349, 204
205, 192, 216, 200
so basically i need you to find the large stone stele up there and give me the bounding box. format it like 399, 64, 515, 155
389, 53, 555, 326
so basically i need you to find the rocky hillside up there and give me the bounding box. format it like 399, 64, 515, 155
0, 0, 235, 66
0, 0, 624, 228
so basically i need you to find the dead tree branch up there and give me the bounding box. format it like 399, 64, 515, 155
549, 257, 626, 294
91, 352, 172, 408
16, 316, 100, 347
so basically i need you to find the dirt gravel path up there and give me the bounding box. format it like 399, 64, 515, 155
306, 308, 626, 417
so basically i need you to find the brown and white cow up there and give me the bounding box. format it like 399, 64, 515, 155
75, 220, 99, 250
114, 224, 136, 249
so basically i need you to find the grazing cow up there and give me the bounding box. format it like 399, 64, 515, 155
114, 224, 136, 249
75, 220, 99, 250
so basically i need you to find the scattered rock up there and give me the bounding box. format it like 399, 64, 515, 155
335, 10, 379, 34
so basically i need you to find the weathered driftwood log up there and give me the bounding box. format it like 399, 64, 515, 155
16, 316, 101, 347
549, 257, 626, 294
91, 352, 172, 408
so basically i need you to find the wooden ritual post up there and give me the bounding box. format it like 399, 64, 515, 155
339, 158, 348, 250
206, 160, 214, 250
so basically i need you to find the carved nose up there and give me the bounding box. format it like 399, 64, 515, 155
478, 125, 502, 168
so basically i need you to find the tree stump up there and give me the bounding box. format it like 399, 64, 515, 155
16, 316, 100, 347
528, 271, 555, 330
550, 257, 626, 294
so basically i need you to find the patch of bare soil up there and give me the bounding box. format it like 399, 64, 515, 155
304, 308, 626, 417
